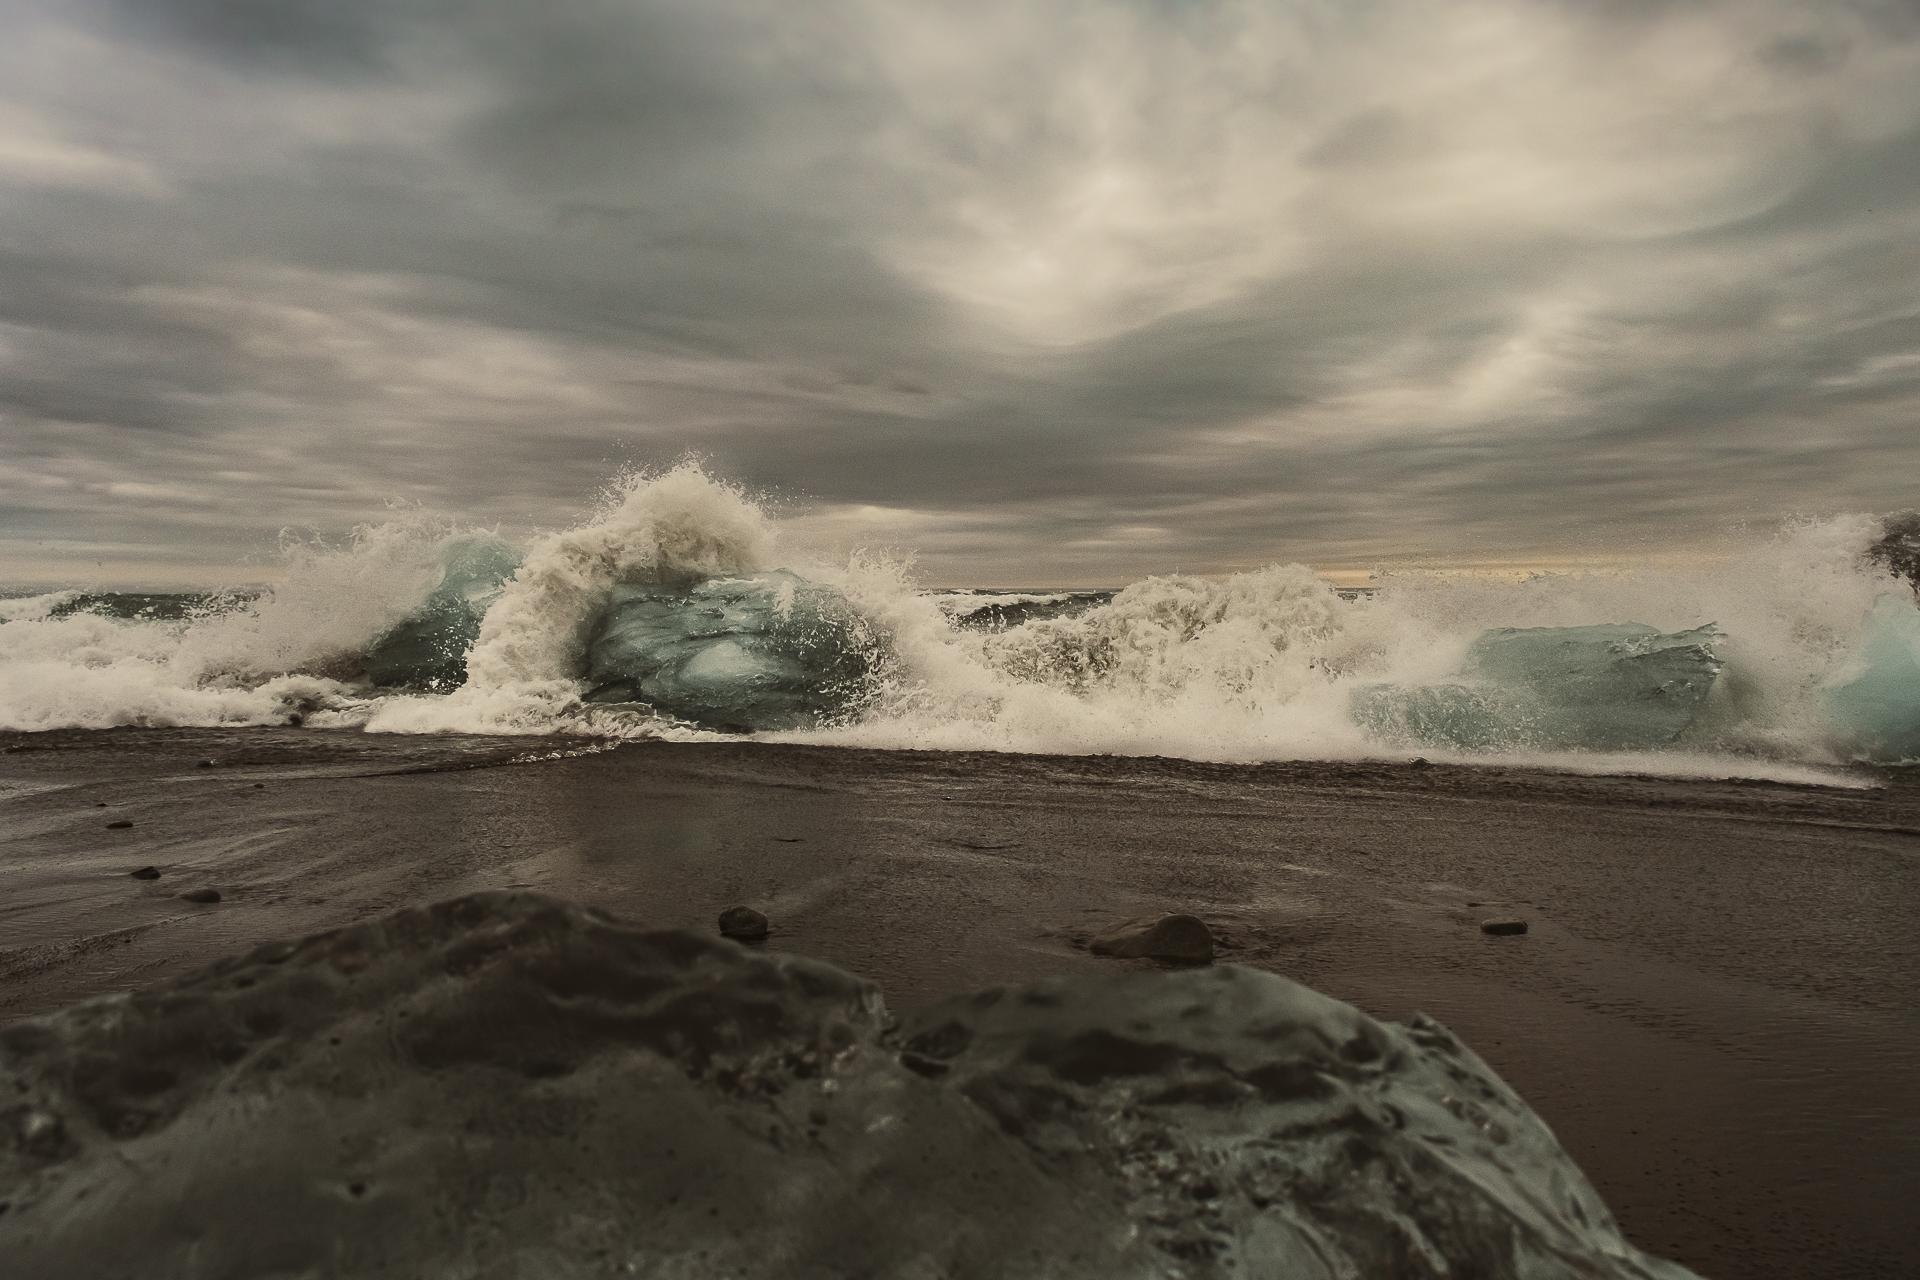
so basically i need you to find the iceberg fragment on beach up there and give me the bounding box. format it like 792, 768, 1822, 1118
581, 570, 878, 731
0, 893, 1701, 1279
1354, 622, 1723, 752
362, 537, 523, 690
1826, 594, 1920, 763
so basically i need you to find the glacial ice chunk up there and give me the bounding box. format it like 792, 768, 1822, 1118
0, 892, 1702, 1279
1354, 622, 1722, 752
362, 537, 523, 690
1826, 594, 1920, 763
581, 570, 877, 731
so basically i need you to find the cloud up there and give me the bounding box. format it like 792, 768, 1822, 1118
0, 0, 1916, 586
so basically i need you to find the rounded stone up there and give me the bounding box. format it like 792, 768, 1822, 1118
1089, 914, 1215, 964
180, 888, 223, 905
130, 866, 161, 881
718, 906, 770, 941
1480, 918, 1528, 937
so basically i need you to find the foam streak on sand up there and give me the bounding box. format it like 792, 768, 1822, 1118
2, 465, 1917, 773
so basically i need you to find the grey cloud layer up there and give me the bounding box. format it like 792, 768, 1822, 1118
2, 0, 1917, 585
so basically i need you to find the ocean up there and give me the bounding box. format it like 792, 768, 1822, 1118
2, 463, 1914, 777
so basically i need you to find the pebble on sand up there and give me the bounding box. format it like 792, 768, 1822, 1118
196, 759, 215, 768
106, 820, 133, 830
180, 888, 222, 904
1089, 914, 1215, 964
1481, 918, 1528, 936
130, 866, 161, 880
718, 906, 770, 941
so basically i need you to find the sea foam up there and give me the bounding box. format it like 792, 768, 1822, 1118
2, 467, 1914, 774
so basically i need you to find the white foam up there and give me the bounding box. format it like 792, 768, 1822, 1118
1, 463, 1908, 783
0, 520, 471, 731
777, 520, 1904, 779
363, 462, 776, 736
0, 589, 83, 623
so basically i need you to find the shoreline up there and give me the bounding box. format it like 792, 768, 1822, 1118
3, 728, 1917, 1278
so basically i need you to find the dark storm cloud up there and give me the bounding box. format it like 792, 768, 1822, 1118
2, 0, 1919, 586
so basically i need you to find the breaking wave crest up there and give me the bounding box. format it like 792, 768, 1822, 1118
3, 463, 1915, 776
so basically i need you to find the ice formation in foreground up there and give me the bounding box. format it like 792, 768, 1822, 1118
0, 894, 1698, 1278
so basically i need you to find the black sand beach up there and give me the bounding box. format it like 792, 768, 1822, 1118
3, 729, 1917, 1279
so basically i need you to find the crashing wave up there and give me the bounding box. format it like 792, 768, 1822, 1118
933, 589, 1112, 631
1867, 511, 1920, 589
362, 536, 522, 691
2, 467, 1917, 771
0, 589, 85, 623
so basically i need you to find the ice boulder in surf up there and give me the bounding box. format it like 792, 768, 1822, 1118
362, 537, 523, 690
1826, 594, 1920, 762
1354, 623, 1723, 752
581, 570, 878, 731
0, 893, 1701, 1279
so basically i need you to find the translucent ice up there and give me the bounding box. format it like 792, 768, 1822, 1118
1354, 623, 1723, 752
362, 537, 523, 690
1826, 594, 1920, 763
0, 893, 1701, 1279
581, 570, 878, 730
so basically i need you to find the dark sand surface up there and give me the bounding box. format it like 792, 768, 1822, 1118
3, 728, 1917, 1279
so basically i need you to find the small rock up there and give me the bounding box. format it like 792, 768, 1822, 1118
106, 819, 133, 830
180, 888, 222, 904
1089, 914, 1215, 964
95, 801, 108, 808
252, 783, 265, 789
718, 906, 769, 941
16, 1108, 69, 1158
130, 866, 161, 880
196, 759, 215, 768
1481, 918, 1528, 936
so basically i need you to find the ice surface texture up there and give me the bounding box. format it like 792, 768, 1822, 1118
1827, 594, 1920, 763
581, 570, 877, 730
1354, 623, 1723, 752
1, 893, 1698, 1279
362, 537, 522, 691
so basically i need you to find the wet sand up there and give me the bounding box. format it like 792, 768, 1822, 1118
3, 728, 1917, 1279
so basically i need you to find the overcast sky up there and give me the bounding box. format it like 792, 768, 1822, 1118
2, 0, 1918, 587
